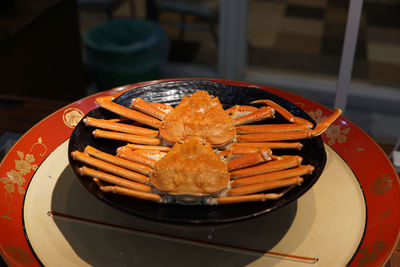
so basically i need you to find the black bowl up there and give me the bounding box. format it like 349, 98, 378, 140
68, 80, 326, 224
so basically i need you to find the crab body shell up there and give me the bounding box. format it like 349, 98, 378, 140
151, 137, 229, 196
159, 91, 236, 147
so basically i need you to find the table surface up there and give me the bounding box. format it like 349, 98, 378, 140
0, 89, 398, 266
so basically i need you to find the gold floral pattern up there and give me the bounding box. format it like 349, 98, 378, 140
0, 152, 36, 195
324, 124, 350, 146
5, 245, 32, 265
0, 169, 26, 194
1, 149, 40, 219
63, 108, 84, 128
357, 240, 388, 266
308, 109, 350, 146
371, 174, 394, 196
15, 151, 37, 176
356, 210, 393, 266
30, 137, 47, 156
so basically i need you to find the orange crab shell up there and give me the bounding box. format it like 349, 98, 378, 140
150, 137, 230, 196
159, 91, 236, 146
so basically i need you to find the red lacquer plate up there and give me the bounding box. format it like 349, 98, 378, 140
0, 79, 399, 266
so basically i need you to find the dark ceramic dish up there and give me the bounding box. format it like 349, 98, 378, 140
68, 80, 327, 224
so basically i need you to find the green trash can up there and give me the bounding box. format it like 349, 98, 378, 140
84, 19, 167, 90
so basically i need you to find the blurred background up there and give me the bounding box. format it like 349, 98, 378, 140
1, 2, 400, 266
1, 0, 400, 151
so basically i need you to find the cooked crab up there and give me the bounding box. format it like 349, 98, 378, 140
70, 90, 341, 205
89, 91, 341, 149
72, 137, 312, 204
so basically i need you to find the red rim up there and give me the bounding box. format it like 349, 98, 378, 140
0, 78, 398, 266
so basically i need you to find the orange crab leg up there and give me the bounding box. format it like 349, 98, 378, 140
270, 155, 299, 160
116, 146, 157, 168
237, 131, 313, 142
209, 185, 296, 204
234, 106, 275, 126
84, 145, 152, 176
227, 149, 271, 171
232, 142, 303, 150
251, 100, 313, 127
71, 151, 150, 184
127, 149, 166, 161
95, 96, 162, 128
226, 105, 259, 118
92, 177, 105, 189
107, 118, 131, 123
125, 143, 171, 152
221, 146, 272, 156
131, 97, 168, 120
93, 129, 161, 145
228, 176, 303, 196
231, 165, 314, 187
100, 185, 163, 202
230, 156, 303, 179
79, 166, 151, 192
236, 123, 311, 134
311, 108, 342, 136
208, 193, 283, 204
84, 117, 158, 137
226, 105, 259, 113
150, 102, 174, 114
237, 108, 342, 142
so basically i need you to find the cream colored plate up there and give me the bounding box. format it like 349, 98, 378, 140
23, 141, 366, 266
